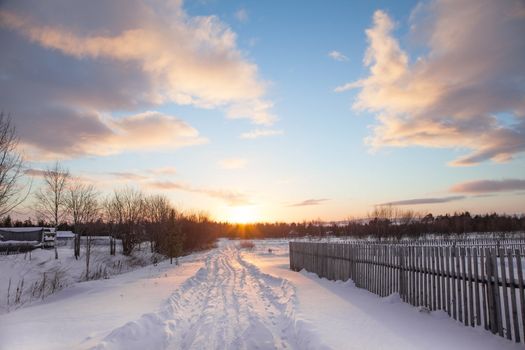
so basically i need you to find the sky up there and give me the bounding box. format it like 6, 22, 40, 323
0, 0, 524, 223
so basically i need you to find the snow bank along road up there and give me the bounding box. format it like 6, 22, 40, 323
0, 240, 522, 349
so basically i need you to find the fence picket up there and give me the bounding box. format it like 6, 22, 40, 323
452, 247, 458, 320
499, 248, 511, 340
467, 248, 474, 327
473, 248, 481, 327
432, 247, 437, 311
481, 248, 489, 330
507, 249, 520, 343
516, 250, 525, 343
289, 239, 525, 344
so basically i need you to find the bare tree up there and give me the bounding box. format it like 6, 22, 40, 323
368, 205, 396, 239
143, 194, 171, 252
34, 162, 70, 259
65, 179, 99, 259
34, 162, 70, 227
166, 209, 183, 264
0, 113, 29, 216
66, 179, 99, 227
104, 187, 144, 255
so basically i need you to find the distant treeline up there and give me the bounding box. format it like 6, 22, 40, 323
215, 211, 525, 240
3, 211, 525, 249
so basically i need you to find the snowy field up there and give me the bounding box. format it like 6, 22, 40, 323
0, 239, 521, 349
0, 244, 163, 314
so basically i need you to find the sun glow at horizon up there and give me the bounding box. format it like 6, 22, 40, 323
225, 205, 259, 224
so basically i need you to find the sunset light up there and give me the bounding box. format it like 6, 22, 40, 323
225, 205, 259, 224
0, 0, 524, 348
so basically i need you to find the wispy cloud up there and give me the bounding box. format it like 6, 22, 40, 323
336, 1, 525, 166
148, 181, 250, 206
379, 196, 466, 206
24, 168, 47, 177
235, 8, 248, 23
450, 179, 525, 194
148, 167, 177, 176
25, 167, 95, 185
240, 128, 284, 139
218, 158, 247, 170
328, 50, 348, 62
289, 198, 330, 207
108, 172, 148, 181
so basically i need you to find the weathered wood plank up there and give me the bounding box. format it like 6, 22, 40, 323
473, 248, 481, 327
437, 246, 443, 311
467, 247, 474, 327
481, 248, 489, 330
461, 247, 468, 326
507, 249, 520, 343
499, 248, 512, 340
452, 246, 458, 320
492, 249, 504, 336
432, 246, 437, 311
516, 250, 525, 344
445, 246, 451, 315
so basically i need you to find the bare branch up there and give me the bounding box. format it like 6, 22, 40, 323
0, 113, 29, 216
33, 162, 70, 226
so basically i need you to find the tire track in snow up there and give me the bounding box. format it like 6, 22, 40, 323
92, 245, 323, 350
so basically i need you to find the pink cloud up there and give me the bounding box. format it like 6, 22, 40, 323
336, 1, 525, 166
20, 111, 206, 159
0, 5, 273, 124
289, 198, 329, 207
0, 0, 276, 159
148, 181, 251, 206
450, 179, 525, 194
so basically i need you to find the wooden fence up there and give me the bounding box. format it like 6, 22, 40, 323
289, 240, 525, 344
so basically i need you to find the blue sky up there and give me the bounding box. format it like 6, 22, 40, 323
1, 0, 524, 222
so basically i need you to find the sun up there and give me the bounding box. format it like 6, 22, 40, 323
227, 206, 258, 224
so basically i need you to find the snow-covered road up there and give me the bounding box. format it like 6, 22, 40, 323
0, 240, 521, 349
94, 245, 320, 350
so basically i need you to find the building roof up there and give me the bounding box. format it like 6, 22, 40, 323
0, 228, 43, 242
56, 231, 75, 238
0, 227, 45, 232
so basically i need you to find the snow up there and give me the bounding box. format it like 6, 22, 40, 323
0, 245, 164, 314
0, 240, 39, 245
0, 239, 522, 349
0, 251, 205, 349
244, 241, 515, 350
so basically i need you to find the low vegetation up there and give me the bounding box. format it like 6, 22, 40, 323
238, 240, 255, 250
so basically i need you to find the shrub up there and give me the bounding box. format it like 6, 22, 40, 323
238, 240, 255, 250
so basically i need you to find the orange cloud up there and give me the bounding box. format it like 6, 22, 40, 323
337, 1, 525, 166
0, 5, 274, 125
21, 111, 206, 159
148, 181, 250, 206
0, 0, 277, 160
